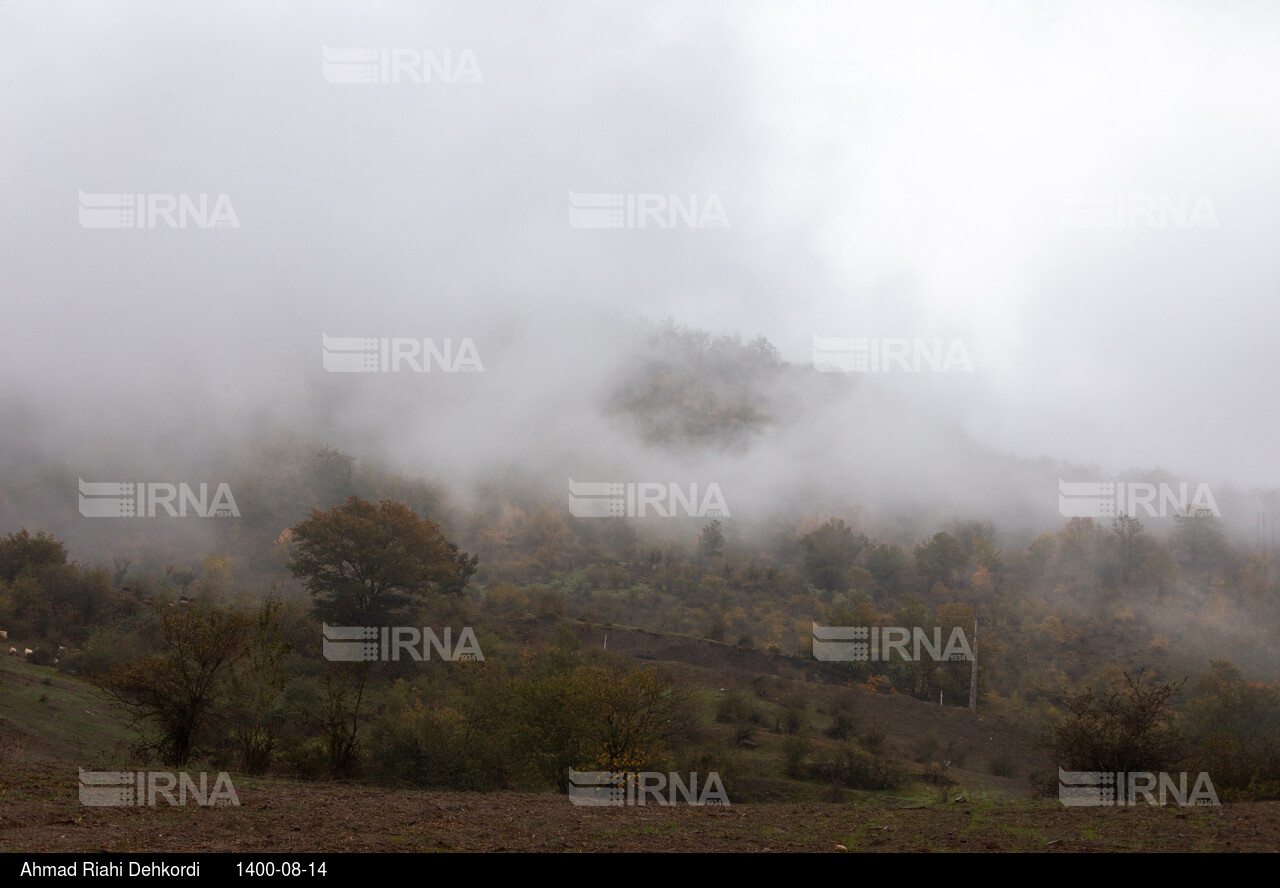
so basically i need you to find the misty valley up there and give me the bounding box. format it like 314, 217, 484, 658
5, 0, 1279, 861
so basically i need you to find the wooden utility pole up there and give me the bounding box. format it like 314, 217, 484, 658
969, 611, 979, 713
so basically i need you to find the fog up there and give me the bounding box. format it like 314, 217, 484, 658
3, 0, 1279, 554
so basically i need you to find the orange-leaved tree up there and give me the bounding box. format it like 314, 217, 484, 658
287, 495, 477, 625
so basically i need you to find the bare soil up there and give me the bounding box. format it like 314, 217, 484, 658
2, 762, 1276, 852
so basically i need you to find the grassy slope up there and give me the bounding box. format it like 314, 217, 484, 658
0, 656, 137, 765
2, 627, 1269, 853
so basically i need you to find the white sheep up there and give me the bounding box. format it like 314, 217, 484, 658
0, 629, 8, 640
23, 648, 33, 657
7, 647, 15, 656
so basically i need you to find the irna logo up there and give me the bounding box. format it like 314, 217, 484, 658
569, 192, 729, 229
1058, 769, 1219, 807
812, 335, 973, 373
568, 480, 729, 518
568, 770, 729, 806
1059, 193, 1220, 229
78, 191, 239, 229
322, 624, 484, 662
79, 769, 239, 807
78, 480, 240, 518
322, 47, 483, 84
322, 335, 484, 373
1058, 480, 1220, 519
812, 624, 974, 662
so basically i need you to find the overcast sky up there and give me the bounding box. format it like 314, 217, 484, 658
3, 0, 1278, 533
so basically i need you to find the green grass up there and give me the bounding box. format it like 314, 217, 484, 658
991, 820, 1051, 846
0, 658, 138, 763
841, 812, 891, 850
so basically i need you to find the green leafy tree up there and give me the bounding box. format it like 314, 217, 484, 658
1171, 511, 1230, 573
948, 519, 996, 556
865, 543, 909, 594
800, 518, 866, 592
697, 519, 726, 559
311, 445, 355, 505
322, 665, 374, 778
1182, 660, 1280, 797
0, 528, 66, 583
914, 532, 966, 588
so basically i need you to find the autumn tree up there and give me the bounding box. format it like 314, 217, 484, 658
590, 664, 693, 773
509, 657, 693, 790
1056, 517, 1103, 569
948, 519, 996, 556
287, 496, 477, 625
1049, 669, 1184, 775
98, 603, 257, 766
1111, 514, 1144, 583
227, 594, 293, 774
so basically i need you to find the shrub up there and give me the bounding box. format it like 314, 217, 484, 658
782, 735, 809, 779
1049, 669, 1183, 774
835, 745, 904, 791
988, 753, 1016, 778
861, 725, 887, 754
715, 691, 756, 725
922, 761, 953, 785
911, 732, 939, 764
825, 712, 858, 740
278, 738, 331, 781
